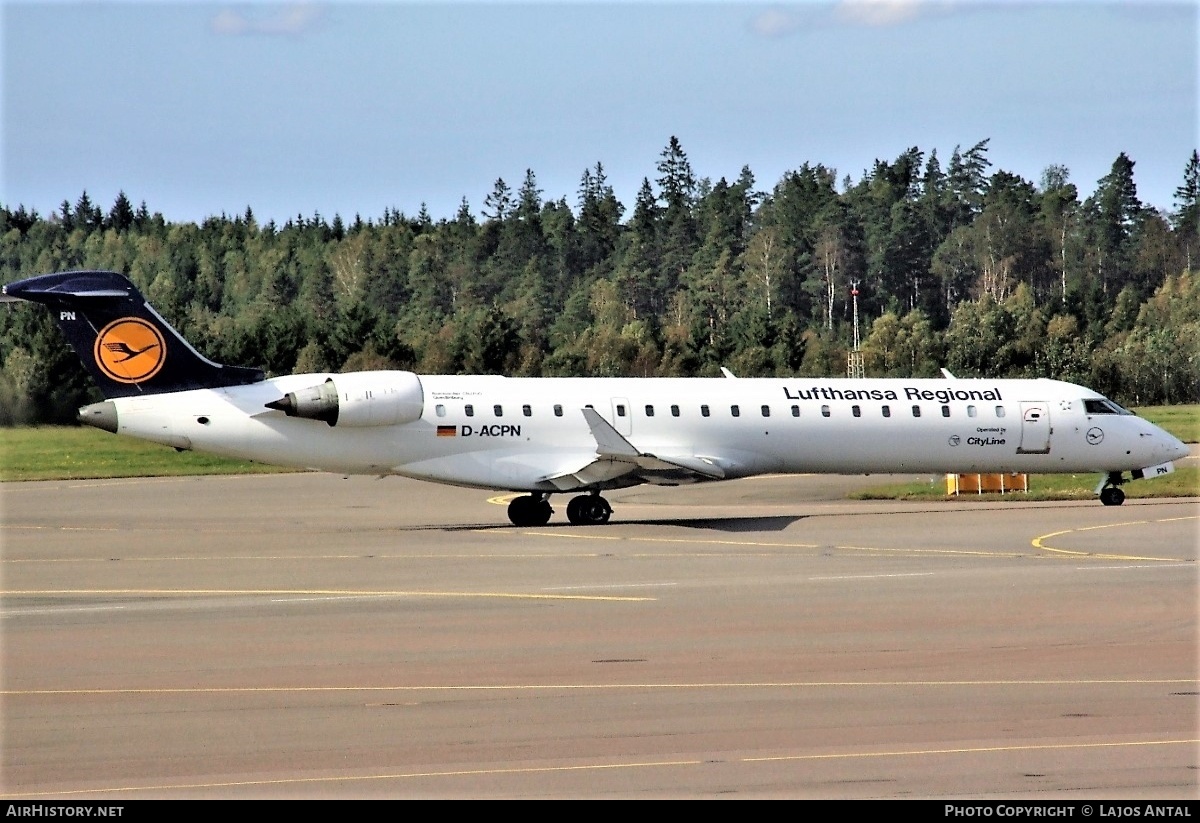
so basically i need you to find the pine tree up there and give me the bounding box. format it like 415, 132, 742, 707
73, 191, 102, 231
946, 139, 991, 228
108, 191, 135, 232
1173, 149, 1199, 271
656, 136, 696, 215
1090, 152, 1143, 295
482, 178, 513, 221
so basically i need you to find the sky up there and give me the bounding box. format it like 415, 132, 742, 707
2, 1, 1197, 227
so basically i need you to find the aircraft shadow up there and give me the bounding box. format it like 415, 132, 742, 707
436, 514, 805, 533
410, 495, 1177, 534
623, 515, 805, 532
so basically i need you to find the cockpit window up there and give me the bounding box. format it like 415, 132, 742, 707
1084, 398, 1132, 415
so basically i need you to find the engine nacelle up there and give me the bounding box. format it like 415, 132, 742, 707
266, 371, 424, 427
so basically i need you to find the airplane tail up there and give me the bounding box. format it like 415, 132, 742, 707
2, 270, 264, 399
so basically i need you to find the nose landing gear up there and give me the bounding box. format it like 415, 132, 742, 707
1097, 472, 1127, 506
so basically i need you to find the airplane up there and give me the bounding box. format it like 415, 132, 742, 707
2, 269, 1190, 526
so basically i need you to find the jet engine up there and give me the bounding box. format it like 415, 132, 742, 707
266, 371, 424, 427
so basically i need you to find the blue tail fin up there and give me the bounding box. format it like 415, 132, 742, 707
2, 270, 264, 398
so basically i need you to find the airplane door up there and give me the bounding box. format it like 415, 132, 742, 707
1016, 401, 1051, 454
610, 397, 632, 436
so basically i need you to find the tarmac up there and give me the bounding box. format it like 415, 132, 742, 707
1, 470, 1197, 799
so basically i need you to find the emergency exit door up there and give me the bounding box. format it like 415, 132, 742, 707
1016, 401, 1051, 454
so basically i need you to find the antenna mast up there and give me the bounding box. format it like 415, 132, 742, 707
847, 281, 864, 379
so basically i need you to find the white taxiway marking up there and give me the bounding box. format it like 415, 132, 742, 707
807, 572, 936, 581
541, 582, 679, 592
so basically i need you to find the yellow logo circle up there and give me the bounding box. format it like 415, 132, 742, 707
94, 318, 166, 384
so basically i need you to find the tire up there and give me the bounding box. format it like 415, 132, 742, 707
508, 495, 554, 526
583, 496, 611, 524
566, 495, 611, 525
566, 495, 587, 525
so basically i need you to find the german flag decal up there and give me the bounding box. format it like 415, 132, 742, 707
436, 425, 457, 437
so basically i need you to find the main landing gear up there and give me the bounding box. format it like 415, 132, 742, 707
506, 494, 553, 526
565, 493, 612, 526
506, 493, 613, 526
1097, 471, 1127, 506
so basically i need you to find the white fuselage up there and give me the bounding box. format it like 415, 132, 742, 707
105, 373, 1188, 493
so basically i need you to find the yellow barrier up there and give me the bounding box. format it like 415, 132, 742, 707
946, 473, 1029, 495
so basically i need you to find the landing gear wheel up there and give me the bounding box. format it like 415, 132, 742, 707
507, 495, 553, 526
565, 495, 586, 524
566, 494, 611, 525
1099, 486, 1126, 506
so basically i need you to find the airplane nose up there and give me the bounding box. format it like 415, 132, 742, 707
1166, 435, 1190, 462
1150, 427, 1191, 463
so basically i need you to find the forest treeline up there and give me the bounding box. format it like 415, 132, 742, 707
1, 137, 1198, 425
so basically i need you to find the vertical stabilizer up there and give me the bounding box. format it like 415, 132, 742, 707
2, 270, 264, 398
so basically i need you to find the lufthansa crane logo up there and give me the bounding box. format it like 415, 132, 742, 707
94, 317, 166, 384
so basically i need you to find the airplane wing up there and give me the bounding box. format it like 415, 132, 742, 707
541, 407, 725, 490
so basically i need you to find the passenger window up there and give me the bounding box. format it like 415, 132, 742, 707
821, 405, 831, 418
882, 405, 891, 418
995, 406, 1006, 418
701, 405, 710, 418
435, 404, 446, 417
912, 405, 922, 417
671, 405, 680, 417
791, 405, 800, 417
522, 404, 532, 417
761, 405, 770, 417
554, 404, 563, 417
967, 405, 977, 418
852, 405, 861, 418
465, 404, 474, 417
731, 405, 740, 417
494, 405, 503, 417
616, 404, 626, 417
645, 404, 655, 417
941, 405, 950, 417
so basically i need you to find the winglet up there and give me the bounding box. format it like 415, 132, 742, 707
720, 367, 737, 378
579, 407, 724, 478
581, 407, 639, 457
941, 368, 957, 379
